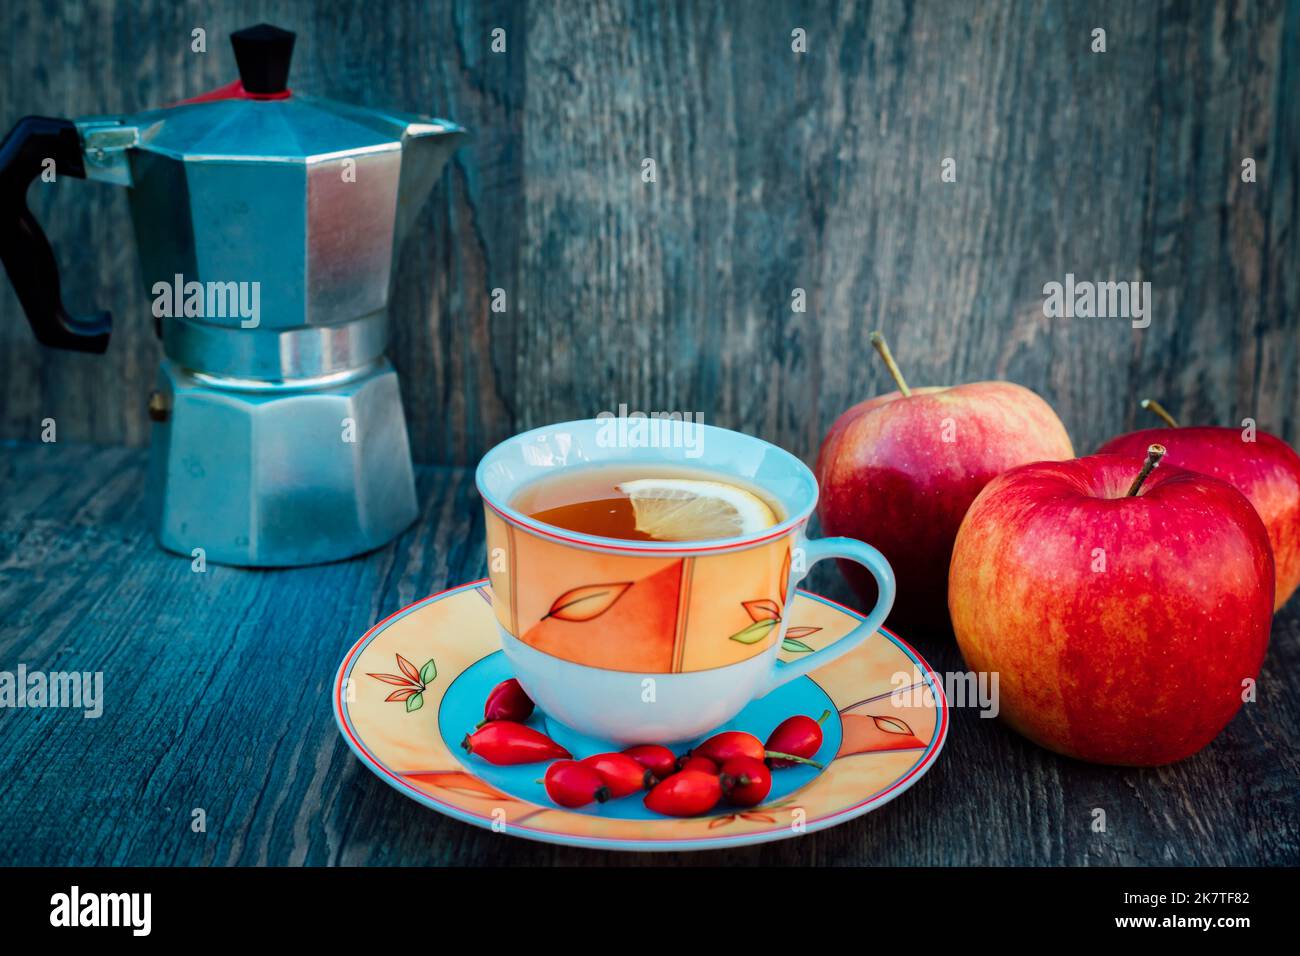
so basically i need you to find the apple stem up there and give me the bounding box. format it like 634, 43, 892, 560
1126, 443, 1166, 497
870, 331, 912, 398
1139, 398, 1180, 429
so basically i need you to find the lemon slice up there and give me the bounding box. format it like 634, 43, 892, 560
617, 478, 778, 541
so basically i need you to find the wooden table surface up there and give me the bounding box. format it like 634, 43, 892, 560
2, 440, 1297, 866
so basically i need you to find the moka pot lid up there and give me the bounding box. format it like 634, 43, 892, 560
117, 24, 461, 164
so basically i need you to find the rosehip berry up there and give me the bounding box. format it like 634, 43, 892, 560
694, 727, 823, 770
691, 731, 765, 765
581, 752, 656, 797
622, 744, 678, 780
481, 678, 534, 725
461, 721, 571, 765
720, 756, 772, 807
644, 770, 723, 817
544, 760, 610, 808
677, 755, 719, 775
765, 710, 829, 768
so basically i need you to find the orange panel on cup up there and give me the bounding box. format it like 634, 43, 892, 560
484, 508, 800, 675
679, 540, 792, 672
484, 509, 517, 636
522, 559, 684, 672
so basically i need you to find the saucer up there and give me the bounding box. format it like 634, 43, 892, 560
333, 580, 947, 851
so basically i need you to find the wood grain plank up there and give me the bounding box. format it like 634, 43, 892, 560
1, 1, 1295, 464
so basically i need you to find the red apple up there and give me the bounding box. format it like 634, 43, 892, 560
816, 332, 1074, 638
949, 446, 1274, 766
1097, 400, 1300, 610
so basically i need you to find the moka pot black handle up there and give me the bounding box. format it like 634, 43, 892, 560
0, 115, 110, 353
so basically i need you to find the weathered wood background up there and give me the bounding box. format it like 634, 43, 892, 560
1, 0, 1297, 464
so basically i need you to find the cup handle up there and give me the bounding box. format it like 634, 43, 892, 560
759, 536, 896, 695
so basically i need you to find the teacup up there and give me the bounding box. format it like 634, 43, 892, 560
475, 419, 895, 744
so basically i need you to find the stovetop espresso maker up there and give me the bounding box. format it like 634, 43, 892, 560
0, 24, 465, 566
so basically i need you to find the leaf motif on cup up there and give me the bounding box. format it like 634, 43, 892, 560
729, 619, 778, 645
742, 599, 782, 623
779, 626, 820, 654
542, 582, 633, 622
